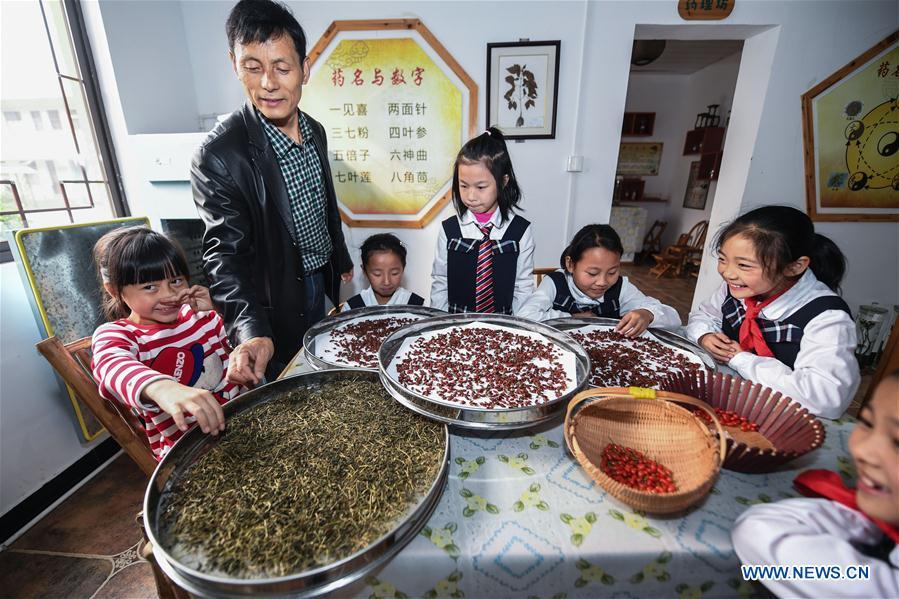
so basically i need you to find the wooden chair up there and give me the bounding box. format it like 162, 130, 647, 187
650, 220, 709, 278
635, 220, 667, 265
36, 336, 157, 476
534, 267, 557, 287
35, 336, 189, 599
861, 319, 899, 409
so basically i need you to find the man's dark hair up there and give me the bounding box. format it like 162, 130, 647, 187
226, 0, 307, 61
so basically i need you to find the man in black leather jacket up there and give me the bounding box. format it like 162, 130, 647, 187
191, 0, 352, 382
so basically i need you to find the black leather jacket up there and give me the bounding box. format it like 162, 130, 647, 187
191, 102, 352, 366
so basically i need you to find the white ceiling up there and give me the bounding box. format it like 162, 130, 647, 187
631, 39, 744, 74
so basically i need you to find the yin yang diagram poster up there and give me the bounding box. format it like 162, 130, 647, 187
802, 31, 899, 221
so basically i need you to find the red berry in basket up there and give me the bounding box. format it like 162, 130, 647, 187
692, 408, 759, 432
599, 444, 677, 494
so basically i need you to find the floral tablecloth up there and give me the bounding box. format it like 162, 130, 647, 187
278, 355, 855, 599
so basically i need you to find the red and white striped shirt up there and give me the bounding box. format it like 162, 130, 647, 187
91, 305, 243, 460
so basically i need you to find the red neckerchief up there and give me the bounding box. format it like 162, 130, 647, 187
738, 281, 797, 357
794, 469, 899, 544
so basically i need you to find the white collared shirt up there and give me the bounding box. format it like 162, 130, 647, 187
340, 286, 422, 311
686, 269, 859, 419
732, 498, 899, 598
517, 270, 681, 329
430, 209, 535, 312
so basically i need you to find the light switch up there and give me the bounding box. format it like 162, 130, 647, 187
566, 155, 584, 172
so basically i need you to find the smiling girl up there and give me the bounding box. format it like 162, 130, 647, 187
430, 127, 535, 314
732, 372, 899, 597
91, 226, 243, 460
518, 224, 681, 335
686, 206, 859, 418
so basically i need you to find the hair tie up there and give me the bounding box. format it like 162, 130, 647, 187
484, 129, 492, 136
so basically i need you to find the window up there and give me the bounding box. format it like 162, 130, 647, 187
30, 110, 44, 130
0, 0, 126, 262
47, 109, 62, 130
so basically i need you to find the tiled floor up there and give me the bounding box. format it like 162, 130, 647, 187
621, 262, 697, 323
0, 455, 158, 598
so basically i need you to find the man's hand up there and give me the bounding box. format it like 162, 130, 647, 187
227, 336, 274, 386
340, 267, 354, 283
616, 309, 654, 338
699, 332, 740, 363
143, 379, 225, 434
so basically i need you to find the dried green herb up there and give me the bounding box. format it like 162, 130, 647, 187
160, 379, 444, 578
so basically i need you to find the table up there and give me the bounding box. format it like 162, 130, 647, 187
278, 355, 856, 599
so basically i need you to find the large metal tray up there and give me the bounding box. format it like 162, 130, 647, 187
378, 313, 592, 430
144, 369, 450, 598
544, 317, 717, 381
303, 305, 445, 371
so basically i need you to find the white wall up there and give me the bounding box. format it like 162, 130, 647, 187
3, 0, 898, 518
623, 51, 742, 248
0, 263, 105, 516
97, 0, 200, 134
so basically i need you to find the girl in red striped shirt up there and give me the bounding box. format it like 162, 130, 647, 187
90, 226, 243, 460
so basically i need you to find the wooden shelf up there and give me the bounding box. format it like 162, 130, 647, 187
622, 112, 655, 136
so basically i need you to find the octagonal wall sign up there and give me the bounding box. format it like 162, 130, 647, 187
304, 20, 478, 228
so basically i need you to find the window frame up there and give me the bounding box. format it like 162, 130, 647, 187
1, 0, 128, 263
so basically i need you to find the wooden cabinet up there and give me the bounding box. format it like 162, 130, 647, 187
614, 178, 645, 203
622, 112, 655, 136
683, 126, 724, 155
684, 126, 725, 181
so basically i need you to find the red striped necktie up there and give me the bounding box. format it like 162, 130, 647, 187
475, 223, 495, 313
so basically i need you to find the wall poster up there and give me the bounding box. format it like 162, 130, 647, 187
303, 20, 477, 228
801, 31, 899, 221
616, 142, 664, 176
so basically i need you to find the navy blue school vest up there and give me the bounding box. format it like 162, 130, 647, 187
721, 292, 851, 369
546, 271, 623, 318
443, 214, 530, 314
345, 291, 425, 310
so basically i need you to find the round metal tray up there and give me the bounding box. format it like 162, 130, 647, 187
544, 316, 717, 376
377, 313, 592, 430
303, 305, 445, 371
144, 369, 450, 598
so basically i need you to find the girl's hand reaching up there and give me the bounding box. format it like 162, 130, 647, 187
177, 285, 215, 313
616, 309, 654, 338
699, 332, 740, 363
142, 379, 225, 434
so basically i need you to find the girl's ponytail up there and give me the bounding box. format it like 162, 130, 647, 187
808, 233, 846, 293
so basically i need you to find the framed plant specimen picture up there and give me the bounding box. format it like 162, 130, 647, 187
486, 40, 560, 139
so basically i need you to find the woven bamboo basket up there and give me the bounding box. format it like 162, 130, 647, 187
661, 370, 826, 473
564, 387, 726, 514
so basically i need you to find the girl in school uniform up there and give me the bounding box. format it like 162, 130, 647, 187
430, 127, 534, 314
518, 224, 681, 336
732, 371, 899, 597
341, 233, 425, 311
686, 205, 859, 419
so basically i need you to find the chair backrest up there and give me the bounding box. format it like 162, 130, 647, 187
642, 220, 667, 251
686, 220, 709, 249
36, 336, 157, 477
534, 267, 557, 287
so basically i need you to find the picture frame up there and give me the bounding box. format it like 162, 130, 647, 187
683, 161, 710, 210
801, 31, 899, 222
486, 40, 560, 139
616, 142, 663, 176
